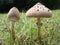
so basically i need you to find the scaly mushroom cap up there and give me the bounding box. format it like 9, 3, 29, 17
26, 3, 52, 18
8, 7, 20, 22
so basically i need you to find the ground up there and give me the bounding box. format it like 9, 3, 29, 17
0, 10, 60, 45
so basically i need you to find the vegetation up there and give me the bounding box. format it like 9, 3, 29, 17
0, 10, 60, 45
0, 0, 60, 12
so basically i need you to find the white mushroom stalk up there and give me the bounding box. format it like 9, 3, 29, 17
8, 7, 20, 45
26, 2, 52, 45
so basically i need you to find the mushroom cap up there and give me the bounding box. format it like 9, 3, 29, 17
8, 7, 20, 22
26, 3, 52, 18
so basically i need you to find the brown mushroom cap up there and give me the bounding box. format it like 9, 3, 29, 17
8, 7, 20, 22
26, 3, 52, 18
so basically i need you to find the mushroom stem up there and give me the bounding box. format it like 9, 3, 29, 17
36, 18, 44, 45
11, 21, 15, 45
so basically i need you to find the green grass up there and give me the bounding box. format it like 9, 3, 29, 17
0, 10, 60, 45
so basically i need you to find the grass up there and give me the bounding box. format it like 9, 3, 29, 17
0, 10, 60, 45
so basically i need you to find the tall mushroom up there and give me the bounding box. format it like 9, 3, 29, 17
26, 3, 52, 45
8, 7, 20, 45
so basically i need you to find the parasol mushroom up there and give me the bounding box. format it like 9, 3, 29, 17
8, 7, 20, 45
8, 7, 20, 22
26, 2, 52, 45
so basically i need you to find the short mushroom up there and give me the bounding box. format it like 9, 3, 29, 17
26, 3, 52, 45
8, 7, 20, 22
8, 7, 20, 45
